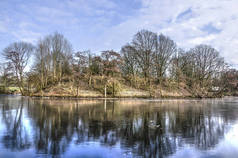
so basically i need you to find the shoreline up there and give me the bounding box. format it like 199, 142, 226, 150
1, 93, 223, 99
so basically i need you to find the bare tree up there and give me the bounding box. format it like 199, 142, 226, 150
121, 44, 141, 87
218, 68, 238, 94
154, 34, 177, 82
72, 50, 89, 96
190, 45, 225, 88
121, 44, 138, 77
170, 45, 226, 89
131, 30, 157, 81
0, 63, 14, 88
51, 32, 73, 82
73, 50, 89, 76
101, 50, 121, 77
2, 42, 34, 95
35, 37, 51, 90
34, 32, 73, 89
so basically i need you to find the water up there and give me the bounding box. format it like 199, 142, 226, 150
0, 96, 238, 158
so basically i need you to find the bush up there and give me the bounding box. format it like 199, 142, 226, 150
106, 79, 122, 95
0, 86, 6, 93
92, 76, 122, 96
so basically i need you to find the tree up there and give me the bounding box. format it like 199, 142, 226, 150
101, 50, 121, 77
2, 42, 34, 95
132, 30, 157, 81
100, 50, 122, 97
0, 63, 14, 93
121, 44, 140, 86
121, 44, 138, 77
170, 45, 226, 90
0, 63, 14, 87
35, 37, 51, 90
72, 50, 90, 96
50, 33, 73, 83
154, 34, 177, 82
34, 32, 73, 90
217, 68, 238, 94
90, 56, 103, 75
170, 49, 195, 86
190, 45, 225, 88
73, 51, 89, 76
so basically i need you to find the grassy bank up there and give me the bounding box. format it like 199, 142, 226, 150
29, 81, 222, 99
0, 86, 20, 94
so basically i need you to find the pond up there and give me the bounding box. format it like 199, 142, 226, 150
0, 95, 238, 158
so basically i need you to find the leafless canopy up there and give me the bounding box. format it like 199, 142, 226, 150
2, 42, 34, 94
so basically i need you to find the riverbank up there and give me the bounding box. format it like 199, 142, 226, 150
0, 86, 20, 94
1, 80, 223, 99
28, 82, 222, 99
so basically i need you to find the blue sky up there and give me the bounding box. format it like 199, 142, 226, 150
1, 0, 238, 66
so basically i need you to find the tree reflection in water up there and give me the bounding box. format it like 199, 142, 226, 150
0, 96, 238, 157
1, 96, 31, 151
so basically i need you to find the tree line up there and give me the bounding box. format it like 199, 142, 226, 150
0, 30, 237, 96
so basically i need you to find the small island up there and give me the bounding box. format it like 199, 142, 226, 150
0, 30, 237, 98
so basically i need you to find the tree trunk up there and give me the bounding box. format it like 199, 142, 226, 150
89, 75, 92, 87
77, 85, 79, 97
113, 82, 115, 97
104, 85, 107, 98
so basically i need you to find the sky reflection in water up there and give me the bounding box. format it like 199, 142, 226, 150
0, 96, 238, 158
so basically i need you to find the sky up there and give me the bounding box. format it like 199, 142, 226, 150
0, 0, 238, 66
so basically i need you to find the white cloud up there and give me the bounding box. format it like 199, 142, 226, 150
169, 121, 238, 158
12, 29, 42, 44
1, 0, 238, 66
95, 0, 238, 66
188, 34, 216, 45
